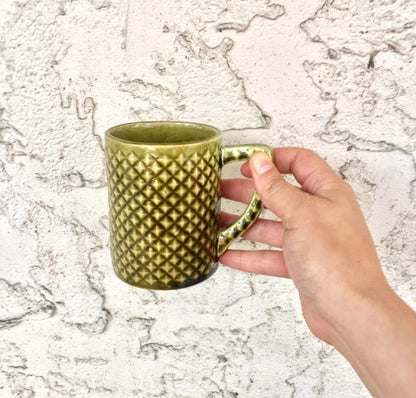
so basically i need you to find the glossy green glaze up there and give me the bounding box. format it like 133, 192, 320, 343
218, 145, 273, 255
105, 122, 273, 290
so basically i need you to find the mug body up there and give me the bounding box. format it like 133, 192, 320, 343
105, 122, 222, 290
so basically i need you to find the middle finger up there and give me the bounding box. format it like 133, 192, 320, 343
221, 212, 284, 248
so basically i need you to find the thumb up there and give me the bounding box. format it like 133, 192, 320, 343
249, 152, 306, 222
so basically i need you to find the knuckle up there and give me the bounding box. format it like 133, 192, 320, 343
260, 175, 284, 199
299, 148, 317, 164
303, 148, 317, 158
340, 180, 357, 198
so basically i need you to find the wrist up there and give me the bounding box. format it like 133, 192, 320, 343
309, 256, 392, 347
325, 281, 416, 397
327, 279, 395, 349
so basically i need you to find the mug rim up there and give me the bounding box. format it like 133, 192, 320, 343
105, 121, 221, 146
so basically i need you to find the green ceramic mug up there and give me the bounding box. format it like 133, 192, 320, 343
105, 121, 273, 290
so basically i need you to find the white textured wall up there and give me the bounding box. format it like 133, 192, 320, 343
1, 1, 415, 397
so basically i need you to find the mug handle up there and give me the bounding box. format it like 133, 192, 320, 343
217, 145, 274, 256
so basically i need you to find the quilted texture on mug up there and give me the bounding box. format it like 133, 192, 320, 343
106, 141, 221, 290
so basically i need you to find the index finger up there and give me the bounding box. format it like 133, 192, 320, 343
242, 147, 342, 196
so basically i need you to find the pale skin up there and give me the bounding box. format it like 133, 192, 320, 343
220, 148, 416, 398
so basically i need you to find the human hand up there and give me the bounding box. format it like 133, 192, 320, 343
221, 148, 416, 397
220, 148, 388, 344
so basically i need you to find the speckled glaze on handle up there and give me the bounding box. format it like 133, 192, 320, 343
105, 121, 272, 290
217, 145, 274, 255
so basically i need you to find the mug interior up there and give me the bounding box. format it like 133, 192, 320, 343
107, 122, 219, 144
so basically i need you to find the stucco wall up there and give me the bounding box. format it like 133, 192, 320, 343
1, 1, 415, 396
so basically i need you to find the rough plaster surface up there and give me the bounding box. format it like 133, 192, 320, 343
0, 0, 415, 397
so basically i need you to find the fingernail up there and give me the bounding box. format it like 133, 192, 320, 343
251, 152, 273, 175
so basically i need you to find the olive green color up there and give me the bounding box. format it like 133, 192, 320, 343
105, 122, 273, 290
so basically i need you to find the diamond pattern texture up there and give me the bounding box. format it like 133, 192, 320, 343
106, 142, 221, 290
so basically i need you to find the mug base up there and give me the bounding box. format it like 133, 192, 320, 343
113, 263, 219, 290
